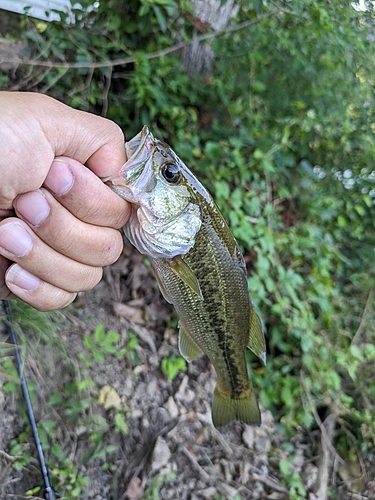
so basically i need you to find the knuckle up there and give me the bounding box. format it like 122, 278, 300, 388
79, 266, 103, 291
100, 231, 123, 265
110, 203, 130, 230
34, 290, 77, 312
106, 120, 124, 144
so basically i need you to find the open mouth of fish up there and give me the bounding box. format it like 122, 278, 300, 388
102, 126, 154, 201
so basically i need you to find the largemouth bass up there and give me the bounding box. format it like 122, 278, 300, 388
106, 126, 266, 427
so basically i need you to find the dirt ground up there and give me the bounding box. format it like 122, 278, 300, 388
0, 245, 370, 500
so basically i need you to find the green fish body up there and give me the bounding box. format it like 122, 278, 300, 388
107, 126, 266, 427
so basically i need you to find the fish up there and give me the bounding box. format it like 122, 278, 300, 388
105, 126, 266, 428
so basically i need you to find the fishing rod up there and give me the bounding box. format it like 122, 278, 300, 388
1, 300, 56, 500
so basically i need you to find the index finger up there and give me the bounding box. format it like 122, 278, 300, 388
3, 92, 127, 170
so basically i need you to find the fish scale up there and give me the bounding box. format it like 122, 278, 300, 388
106, 126, 266, 428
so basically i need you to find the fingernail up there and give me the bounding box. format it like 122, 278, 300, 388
15, 190, 50, 226
44, 159, 74, 196
6, 264, 40, 291
0, 222, 33, 257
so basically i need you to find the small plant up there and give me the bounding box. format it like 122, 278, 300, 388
279, 458, 307, 500
161, 354, 187, 381
80, 323, 120, 366
8, 434, 32, 472
125, 330, 141, 367
80, 324, 141, 367
143, 471, 176, 500
0, 358, 19, 394
50, 459, 90, 499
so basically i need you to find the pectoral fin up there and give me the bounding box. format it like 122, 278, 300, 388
169, 256, 203, 300
247, 308, 266, 365
178, 324, 204, 362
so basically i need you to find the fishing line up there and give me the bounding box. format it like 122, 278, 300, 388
1, 300, 56, 500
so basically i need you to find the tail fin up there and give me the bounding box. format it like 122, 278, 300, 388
211, 385, 261, 428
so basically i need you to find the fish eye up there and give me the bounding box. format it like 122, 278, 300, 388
161, 163, 181, 184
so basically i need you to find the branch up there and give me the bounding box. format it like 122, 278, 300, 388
0, 10, 281, 70
351, 286, 374, 346
314, 413, 336, 500
300, 372, 344, 465
179, 444, 211, 481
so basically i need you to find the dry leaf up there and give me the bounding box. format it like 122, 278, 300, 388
124, 477, 144, 500
113, 301, 145, 324
338, 458, 363, 494
98, 385, 121, 410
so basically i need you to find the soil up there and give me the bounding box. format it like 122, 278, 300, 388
0, 244, 370, 500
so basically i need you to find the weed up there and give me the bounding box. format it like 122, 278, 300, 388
143, 471, 176, 500
80, 323, 120, 365
161, 354, 187, 381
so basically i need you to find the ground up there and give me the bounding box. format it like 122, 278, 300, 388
0, 245, 368, 500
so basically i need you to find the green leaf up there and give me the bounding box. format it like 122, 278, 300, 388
26, 486, 41, 495
279, 459, 290, 476
94, 324, 106, 342
51, 443, 65, 461
3, 381, 18, 393
115, 413, 129, 435
84, 335, 94, 350
104, 331, 120, 343
92, 349, 105, 362
350, 345, 362, 360
153, 5, 167, 32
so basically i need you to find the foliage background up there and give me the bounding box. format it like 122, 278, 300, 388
0, 0, 375, 498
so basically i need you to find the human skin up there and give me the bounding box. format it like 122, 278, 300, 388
0, 92, 130, 311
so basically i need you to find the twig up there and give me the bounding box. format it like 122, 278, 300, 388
0, 450, 22, 462
117, 417, 181, 500
40, 67, 69, 94
314, 413, 336, 500
67, 67, 94, 102
179, 444, 211, 481
212, 428, 233, 456
250, 470, 289, 493
23, 67, 51, 90
0, 10, 281, 70
269, 0, 299, 15
101, 66, 112, 117
347, 494, 370, 500
0, 477, 22, 488
351, 287, 374, 346
0, 495, 45, 499
300, 372, 344, 465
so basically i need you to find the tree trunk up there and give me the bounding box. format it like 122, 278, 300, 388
182, 0, 238, 75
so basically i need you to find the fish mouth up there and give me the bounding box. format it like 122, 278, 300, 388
125, 125, 151, 160
102, 126, 154, 201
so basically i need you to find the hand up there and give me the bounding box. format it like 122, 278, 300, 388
0, 92, 130, 311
